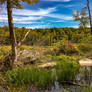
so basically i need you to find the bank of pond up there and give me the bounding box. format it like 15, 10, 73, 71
1, 57, 92, 92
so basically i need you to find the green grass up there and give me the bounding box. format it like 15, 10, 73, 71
5, 55, 80, 87
5, 67, 55, 87
55, 57, 80, 82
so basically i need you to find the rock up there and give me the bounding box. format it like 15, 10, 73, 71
12, 49, 53, 67
16, 50, 41, 66
38, 62, 56, 69
79, 58, 92, 66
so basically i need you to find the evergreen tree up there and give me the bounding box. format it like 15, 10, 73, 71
0, 0, 39, 69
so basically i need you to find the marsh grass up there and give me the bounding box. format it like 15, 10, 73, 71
5, 67, 55, 87
55, 56, 80, 82
5, 56, 80, 88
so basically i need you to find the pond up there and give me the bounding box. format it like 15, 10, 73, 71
25, 66, 92, 92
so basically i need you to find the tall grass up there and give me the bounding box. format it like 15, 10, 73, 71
55, 57, 80, 82
5, 67, 55, 87
5, 57, 80, 87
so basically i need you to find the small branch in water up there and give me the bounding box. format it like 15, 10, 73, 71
60, 81, 88, 87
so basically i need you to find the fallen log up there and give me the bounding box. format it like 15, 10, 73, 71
38, 62, 56, 69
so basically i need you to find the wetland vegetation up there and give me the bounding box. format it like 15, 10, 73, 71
0, 0, 92, 92
0, 27, 92, 91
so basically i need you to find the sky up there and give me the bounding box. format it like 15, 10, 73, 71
0, 0, 92, 29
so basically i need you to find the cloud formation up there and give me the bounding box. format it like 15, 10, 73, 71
0, 7, 73, 24
0, 0, 77, 29
41, 0, 71, 2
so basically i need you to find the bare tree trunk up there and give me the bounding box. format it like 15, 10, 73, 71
87, 0, 92, 35
7, 0, 17, 67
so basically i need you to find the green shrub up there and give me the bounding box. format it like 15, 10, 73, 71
51, 54, 81, 62
5, 55, 80, 87
5, 67, 55, 87
46, 41, 79, 56
19, 45, 33, 51
36, 69, 55, 87
0, 46, 11, 60
79, 36, 92, 43
59, 41, 79, 55
78, 43, 92, 54
55, 58, 80, 82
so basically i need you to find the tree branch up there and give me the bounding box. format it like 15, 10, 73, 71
17, 29, 30, 47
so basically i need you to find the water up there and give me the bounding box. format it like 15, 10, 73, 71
75, 66, 92, 86
26, 66, 92, 92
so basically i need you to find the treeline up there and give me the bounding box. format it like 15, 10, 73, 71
0, 26, 91, 46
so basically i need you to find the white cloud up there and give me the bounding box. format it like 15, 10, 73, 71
25, 25, 50, 29
0, 7, 56, 23
72, 25, 78, 28
0, 14, 42, 23
46, 14, 73, 20
41, 0, 71, 2
13, 7, 56, 16
0, 15, 8, 21
0, 6, 73, 28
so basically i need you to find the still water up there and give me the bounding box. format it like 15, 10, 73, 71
26, 66, 92, 92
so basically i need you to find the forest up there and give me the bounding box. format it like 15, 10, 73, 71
0, 0, 92, 92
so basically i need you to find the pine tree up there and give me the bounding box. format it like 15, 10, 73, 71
0, 0, 39, 69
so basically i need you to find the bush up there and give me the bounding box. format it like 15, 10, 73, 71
51, 54, 82, 62
0, 46, 11, 60
78, 43, 92, 54
79, 36, 92, 43
19, 45, 33, 50
46, 41, 79, 56
5, 55, 80, 87
59, 41, 79, 55
55, 58, 80, 82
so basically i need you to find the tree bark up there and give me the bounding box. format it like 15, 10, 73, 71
87, 0, 92, 35
7, 0, 17, 67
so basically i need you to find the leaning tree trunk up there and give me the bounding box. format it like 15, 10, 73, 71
7, 0, 17, 68
87, 0, 92, 35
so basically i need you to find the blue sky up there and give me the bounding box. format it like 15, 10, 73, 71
0, 0, 92, 29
